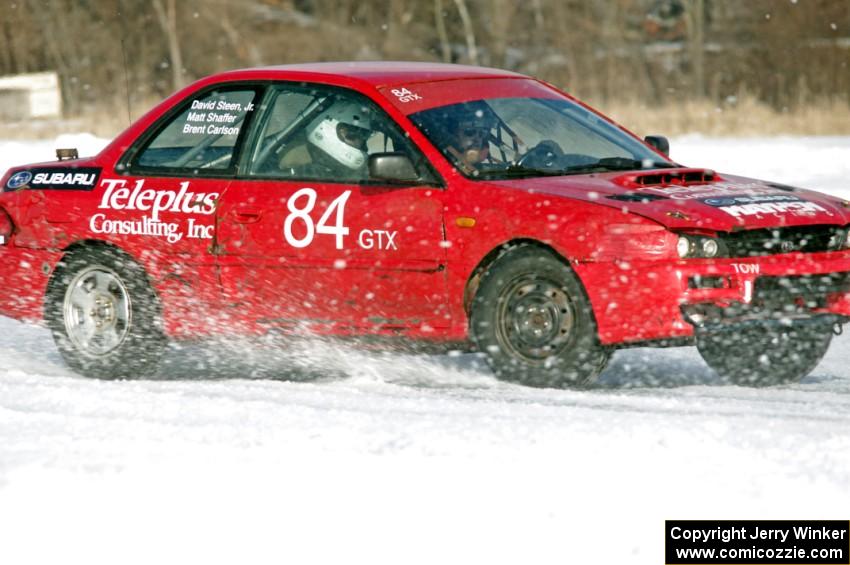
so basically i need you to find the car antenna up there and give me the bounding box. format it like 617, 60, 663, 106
120, 38, 133, 125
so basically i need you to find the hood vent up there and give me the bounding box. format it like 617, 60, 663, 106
766, 182, 798, 192
615, 168, 717, 189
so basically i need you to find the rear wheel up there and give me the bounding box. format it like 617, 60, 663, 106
470, 245, 609, 388
696, 321, 833, 386
45, 247, 166, 379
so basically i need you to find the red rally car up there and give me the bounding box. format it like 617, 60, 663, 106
2, 62, 850, 387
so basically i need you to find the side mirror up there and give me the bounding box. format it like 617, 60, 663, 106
368, 152, 419, 183
644, 135, 670, 156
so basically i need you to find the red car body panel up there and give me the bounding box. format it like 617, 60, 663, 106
2, 62, 849, 348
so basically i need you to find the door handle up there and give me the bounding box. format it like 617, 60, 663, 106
232, 210, 262, 224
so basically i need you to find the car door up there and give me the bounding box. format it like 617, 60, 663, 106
214, 83, 449, 333
115, 85, 263, 258
105, 85, 263, 330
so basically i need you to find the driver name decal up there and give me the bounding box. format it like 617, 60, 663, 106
182, 97, 254, 136
90, 178, 218, 244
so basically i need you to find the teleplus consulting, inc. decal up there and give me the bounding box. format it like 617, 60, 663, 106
89, 178, 218, 244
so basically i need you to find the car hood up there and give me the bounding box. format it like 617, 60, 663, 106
489, 168, 850, 232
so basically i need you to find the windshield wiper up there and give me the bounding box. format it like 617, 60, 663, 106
474, 158, 677, 180
562, 157, 676, 174
476, 164, 566, 179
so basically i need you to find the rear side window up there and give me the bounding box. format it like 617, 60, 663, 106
246, 84, 435, 184
131, 88, 259, 174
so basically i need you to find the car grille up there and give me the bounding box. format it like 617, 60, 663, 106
755, 272, 850, 298
721, 224, 847, 257
682, 271, 850, 326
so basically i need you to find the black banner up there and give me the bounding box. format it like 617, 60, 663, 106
5, 167, 101, 191
666, 520, 849, 565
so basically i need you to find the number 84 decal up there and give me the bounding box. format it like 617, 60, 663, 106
283, 187, 398, 251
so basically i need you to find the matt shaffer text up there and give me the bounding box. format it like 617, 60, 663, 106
669, 525, 848, 544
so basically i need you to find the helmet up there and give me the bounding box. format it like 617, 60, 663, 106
439, 101, 497, 151
307, 101, 373, 169
455, 102, 497, 131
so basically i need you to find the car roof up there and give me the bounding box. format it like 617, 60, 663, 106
98, 62, 532, 161
207, 61, 525, 89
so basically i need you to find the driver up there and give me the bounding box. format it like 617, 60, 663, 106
442, 103, 496, 174
295, 100, 373, 177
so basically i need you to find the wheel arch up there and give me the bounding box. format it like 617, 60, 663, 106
463, 238, 572, 314
463, 237, 608, 342
51, 239, 138, 279
60, 238, 126, 257
46, 239, 162, 316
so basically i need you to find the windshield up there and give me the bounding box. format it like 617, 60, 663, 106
409, 97, 675, 180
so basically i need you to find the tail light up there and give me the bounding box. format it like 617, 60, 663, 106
0, 208, 13, 245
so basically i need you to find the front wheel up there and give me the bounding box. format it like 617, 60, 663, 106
45, 246, 166, 379
696, 321, 833, 386
469, 245, 609, 388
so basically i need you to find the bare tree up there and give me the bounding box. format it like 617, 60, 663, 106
152, 0, 184, 91
452, 0, 478, 64
489, 0, 517, 68
434, 0, 452, 62
531, 0, 545, 34
686, 0, 706, 98
201, 2, 264, 67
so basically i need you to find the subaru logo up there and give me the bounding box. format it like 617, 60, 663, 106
704, 198, 736, 207
6, 171, 32, 190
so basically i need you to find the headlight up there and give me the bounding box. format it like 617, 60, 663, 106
677, 236, 691, 258
676, 233, 726, 259
702, 238, 719, 257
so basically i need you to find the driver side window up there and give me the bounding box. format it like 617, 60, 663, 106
132, 88, 259, 173
247, 85, 428, 183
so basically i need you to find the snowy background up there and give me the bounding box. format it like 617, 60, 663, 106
1, 135, 849, 564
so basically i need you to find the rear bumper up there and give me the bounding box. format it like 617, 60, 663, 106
575, 250, 850, 345
0, 245, 63, 323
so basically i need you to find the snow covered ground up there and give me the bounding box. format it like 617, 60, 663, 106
1, 135, 849, 565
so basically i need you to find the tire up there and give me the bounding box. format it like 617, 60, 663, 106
696, 321, 833, 386
469, 245, 610, 388
45, 246, 166, 379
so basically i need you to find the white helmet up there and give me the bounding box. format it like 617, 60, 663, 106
307, 101, 373, 169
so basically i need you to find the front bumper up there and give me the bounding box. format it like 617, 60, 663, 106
575, 250, 850, 345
